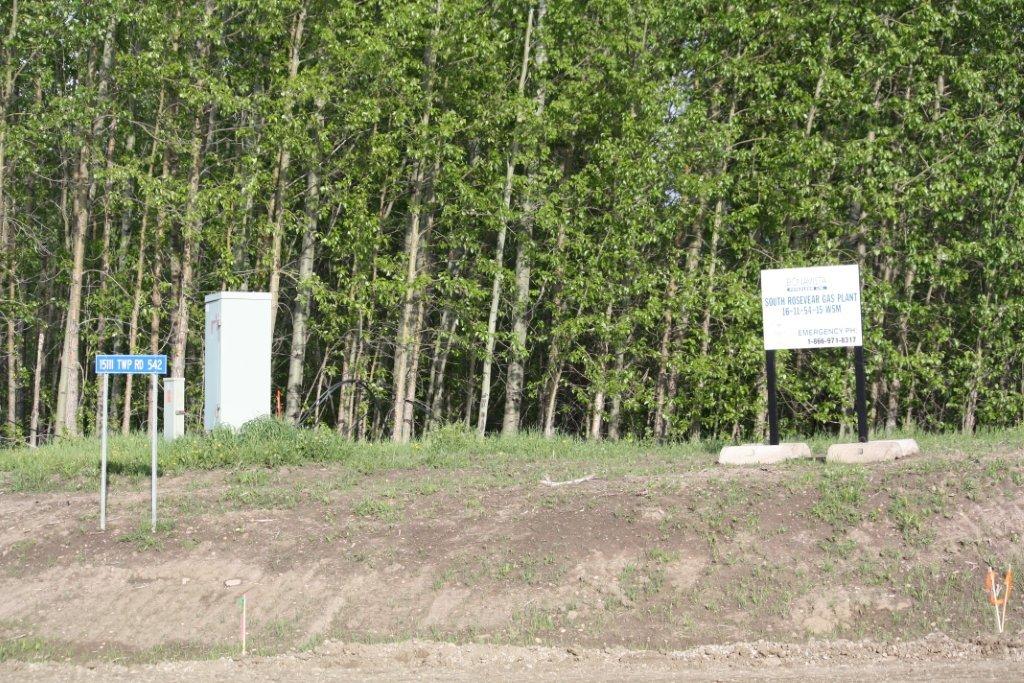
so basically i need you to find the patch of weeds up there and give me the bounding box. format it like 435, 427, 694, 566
128, 642, 239, 664
9, 539, 37, 562
888, 494, 938, 547
172, 494, 208, 517
613, 505, 639, 524
231, 469, 271, 487
9, 467, 58, 493
0, 636, 63, 662
507, 608, 556, 644
540, 495, 559, 510
352, 497, 400, 522
743, 512, 760, 532
433, 566, 458, 590
733, 563, 789, 613
962, 476, 980, 501
819, 536, 857, 559
858, 555, 898, 587
691, 479, 759, 561
117, 519, 176, 551
983, 458, 1013, 484
812, 465, 867, 530
644, 547, 679, 564
301, 481, 333, 504
619, 563, 665, 603
493, 553, 556, 586
222, 485, 299, 510
784, 467, 819, 494
424, 422, 477, 457
415, 480, 441, 496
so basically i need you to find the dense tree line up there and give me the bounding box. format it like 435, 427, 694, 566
1, 0, 1023, 446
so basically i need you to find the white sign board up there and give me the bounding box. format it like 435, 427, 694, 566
761, 264, 862, 350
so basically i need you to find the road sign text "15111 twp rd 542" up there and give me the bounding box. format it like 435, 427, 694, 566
760, 264, 863, 351
94, 354, 168, 375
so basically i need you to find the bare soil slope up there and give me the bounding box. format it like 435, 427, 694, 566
1, 448, 1022, 679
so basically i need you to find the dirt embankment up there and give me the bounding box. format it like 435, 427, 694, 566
1, 451, 1022, 679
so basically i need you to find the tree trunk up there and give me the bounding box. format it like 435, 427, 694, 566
268, 4, 307, 339
962, 292, 990, 434
391, 160, 428, 442
29, 329, 43, 447
425, 241, 459, 433
149, 141, 173, 361
0, 2, 19, 437
690, 197, 723, 440
461, 354, 476, 427
652, 279, 675, 440
608, 346, 626, 441
170, 101, 214, 379
589, 387, 605, 441
538, 221, 567, 437
169, 2, 215, 380
120, 95, 164, 433
426, 313, 457, 432
337, 311, 362, 438
56, 23, 115, 436
285, 108, 322, 423
402, 283, 427, 442
477, 6, 535, 437
390, 10, 438, 443
502, 0, 547, 436
93, 118, 118, 433
0, 0, 18, 232
4, 257, 16, 439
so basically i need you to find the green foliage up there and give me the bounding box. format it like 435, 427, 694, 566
2, 0, 1024, 445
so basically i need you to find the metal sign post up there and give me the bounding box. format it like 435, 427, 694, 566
766, 349, 779, 446
854, 345, 869, 443
100, 374, 110, 530
151, 373, 159, 530
95, 354, 168, 532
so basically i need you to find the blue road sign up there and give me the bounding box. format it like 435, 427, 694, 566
95, 354, 168, 375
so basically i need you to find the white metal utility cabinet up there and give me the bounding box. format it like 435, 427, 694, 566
204, 291, 272, 431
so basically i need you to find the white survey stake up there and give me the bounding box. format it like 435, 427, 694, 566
760, 264, 863, 350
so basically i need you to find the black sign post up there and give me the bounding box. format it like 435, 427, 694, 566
766, 350, 779, 446
854, 345, 868, 443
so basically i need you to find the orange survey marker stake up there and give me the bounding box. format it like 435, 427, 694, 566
984, 565, 1013, 634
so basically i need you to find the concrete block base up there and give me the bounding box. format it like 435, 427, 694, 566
826, 438, 920, 464
718, 442, 811, 465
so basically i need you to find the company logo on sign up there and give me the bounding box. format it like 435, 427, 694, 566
785, 275, 828, 293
